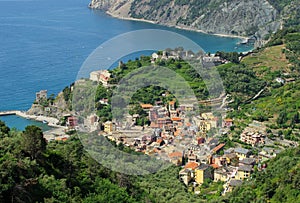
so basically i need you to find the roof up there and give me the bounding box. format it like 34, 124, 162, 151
211, 163, 220, 169
140, 104, 153, 109
229, 179, 243, 187
238, 165, 253, 172
150, 122, 159, 128
212, 143, 225, 153
197, 164, 211, 171
171, 117, 182, 121
239, 158, 256, 165
169, 100, 176, 105
224, 153, 237, 159
184, 162, 199, 170
224, 118, 233, 122
179, 168, 191, 175
168, 151, 182, 158
235, 147, 250, 155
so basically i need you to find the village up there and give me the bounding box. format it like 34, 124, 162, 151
21, 50, 298, 195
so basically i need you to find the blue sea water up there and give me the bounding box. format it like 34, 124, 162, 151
0, 115, 52, 131
0, 0, 252, 129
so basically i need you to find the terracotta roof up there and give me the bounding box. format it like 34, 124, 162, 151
186, 122, 191, 127
212, 143, 225, 153
174, 129, 181, 136
140, 104, 153, 109
171, 117, 182, 121
168, 151, 182, 158
184, 162, 199, 170
150, 122, 159, 128
211, 163, 220, 169
157, 138, 163, 144
169, 100, 176, 105
224, 118, 233, 122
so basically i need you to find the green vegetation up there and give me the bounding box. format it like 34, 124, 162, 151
1, 122, 299, 202
219, 146, 300, 203
0, 125, 145, 202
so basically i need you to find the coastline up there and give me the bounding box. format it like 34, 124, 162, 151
0, 110, 68, 139
105, 11, 249, 40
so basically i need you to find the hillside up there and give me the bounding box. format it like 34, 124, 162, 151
89, 0, 299, 40
219, 146, 300, 203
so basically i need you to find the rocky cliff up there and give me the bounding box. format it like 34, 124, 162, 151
89, 0, 283, 39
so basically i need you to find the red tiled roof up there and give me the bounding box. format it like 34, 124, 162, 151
157, 138, 163, 144
184, 162, 199, 170
212, 143, 225, 153
150, 122, 159, 128
140, 104, 153, 109
224, 118, 233, 122
169, 100, 176, 105
211, 163, 220, 169
168, 152, 182, 158
171, 117, 182, 121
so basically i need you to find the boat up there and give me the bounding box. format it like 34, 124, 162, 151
43, 120, 48, 124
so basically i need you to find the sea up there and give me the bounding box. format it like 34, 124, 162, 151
0, 0, 252, 130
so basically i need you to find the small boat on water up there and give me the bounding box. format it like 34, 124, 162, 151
43, 120, 48, 124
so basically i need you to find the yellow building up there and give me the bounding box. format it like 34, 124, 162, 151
199, 120, 211, 132
214, 170, 228, 182
236, 165, 252, 180
104, 121, 113, 134
195, 164, 213, 184
223, 153, 238, 165
234, 148, 251, 160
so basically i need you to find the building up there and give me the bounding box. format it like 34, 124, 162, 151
236, 165, 253, 180
239, 158, 256, 166
179, 104, 194, 112
36, 90, 47, 103
140, 104, 153, 110
258, 147, 281, 161
67, 116, 78, 129
184, 162, 200, 171
169, 100, 176, 111
169, 110, 178, 118
86, 114, 99, 131
104, 121, 113, 134
168, 151, 183, 166
179, 169, 192, 186
214, 166, 237, 182
199, 120, 211, 132
224, 179, 243, 193
195, 164, 213, 184
157, 118, 172, 128
240, 131, 265, 146
223, 118, 233, 128
212, 143, 225, 154
90, 70, 111, 86
234, 148, 251, 160
223, 153, 239, 166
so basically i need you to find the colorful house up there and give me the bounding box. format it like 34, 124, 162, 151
168, 151, 183, 166
236, 165, 253, 180
234, 148, 251, 160
179, 169, 192, 186
195, 164, 213, 184
104, 121, 113, 134
223, 118, 233, 128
